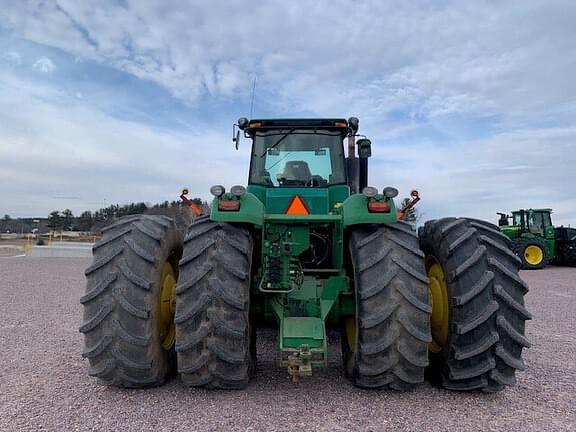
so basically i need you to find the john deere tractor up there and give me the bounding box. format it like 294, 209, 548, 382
498, 208, 576, 269
81, 117, 530, 392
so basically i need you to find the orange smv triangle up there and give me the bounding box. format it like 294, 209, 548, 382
285, 195, 310, 215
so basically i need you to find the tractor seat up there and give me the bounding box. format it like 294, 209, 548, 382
279, 161, 312, 183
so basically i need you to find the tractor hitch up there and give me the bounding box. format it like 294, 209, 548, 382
287, 345, 313, 384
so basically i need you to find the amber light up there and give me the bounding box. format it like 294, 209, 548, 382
249, 122, 262, 128
334, 121, 347, 127
368, 201, 390, 213
218, 200, 240, 211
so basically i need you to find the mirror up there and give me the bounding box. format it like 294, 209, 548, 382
234, 130, 240, 150
357, 138, 372, 158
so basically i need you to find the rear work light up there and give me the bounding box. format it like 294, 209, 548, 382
210, 185, 225, 197
218, 200, 240, 211
368, 201, 391, 213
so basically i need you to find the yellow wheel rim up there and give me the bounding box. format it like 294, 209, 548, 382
345, 317, 357, 353
524, 245, 543, 266
158, 261, 177, 350
427, 257, 449, 353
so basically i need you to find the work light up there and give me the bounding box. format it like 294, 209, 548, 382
383, 187, 399, 198
210, 185, 225, 197
362, 186, 378, 198
231, 185, 246, 197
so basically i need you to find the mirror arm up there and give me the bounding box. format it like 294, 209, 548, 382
232, 124, 241, 150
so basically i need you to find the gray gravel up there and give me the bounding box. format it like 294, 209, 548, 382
1, 257, 575, 432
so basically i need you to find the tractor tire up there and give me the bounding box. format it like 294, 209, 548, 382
80, 215, 184, 388
419, 218, 531, 392
176, 216, 255, 389
512, 238, 549, 270
558, 241, 576, 266
343, 221, 431, 390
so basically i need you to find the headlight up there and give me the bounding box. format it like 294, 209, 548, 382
230, 185, 246, 197
362, 186, 378, 198
383, 187, 399, 198
210, 185, 225, 197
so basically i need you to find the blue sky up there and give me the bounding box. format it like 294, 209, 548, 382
1, 0, 576, 225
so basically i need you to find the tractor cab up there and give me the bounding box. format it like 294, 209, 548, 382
511, 209, 554, 237
245, 120, 349, 189
229, 117, 375, 219
239, 117, 372, 193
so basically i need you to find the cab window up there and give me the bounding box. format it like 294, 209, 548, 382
249, 130, 346, 187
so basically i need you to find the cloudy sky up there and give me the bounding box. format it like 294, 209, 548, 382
1, 0, 575, 225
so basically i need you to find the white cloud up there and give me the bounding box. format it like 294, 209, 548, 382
2, 0, 574, 120
0, 0, 575, 225
32, 56, 56, 73
0, 73, 246, 216
369, 126, 576, 225
1, 67, 575, 225
2, 51, 21, 65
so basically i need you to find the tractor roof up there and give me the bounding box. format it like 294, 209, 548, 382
512, 208, 553, 213
248, 118, 349, 130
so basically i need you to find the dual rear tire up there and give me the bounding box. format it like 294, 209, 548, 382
80, 215, 254, 389
343, 221, 431, 389
80, 215, 183, 387
81, 215, 530, 392
344, 218, 531, 391
419, 218, 531, 391
175, 216, 255, 389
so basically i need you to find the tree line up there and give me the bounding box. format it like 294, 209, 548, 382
2, 198, 206, 235
1, 214, 36, 235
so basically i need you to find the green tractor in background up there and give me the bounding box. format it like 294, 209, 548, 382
81, 117, 530, 392
498, 208, 576, 270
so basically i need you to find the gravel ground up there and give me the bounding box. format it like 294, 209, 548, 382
1, 257, 575, 432
0, 245, 24, 257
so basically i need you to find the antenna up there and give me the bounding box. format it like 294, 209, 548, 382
249, 75, 257, 119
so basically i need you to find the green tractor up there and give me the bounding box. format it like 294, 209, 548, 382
498, 208, 576, 269
81, 117, 530, 392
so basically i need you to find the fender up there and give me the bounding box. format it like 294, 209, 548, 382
210, 192, 265, 227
